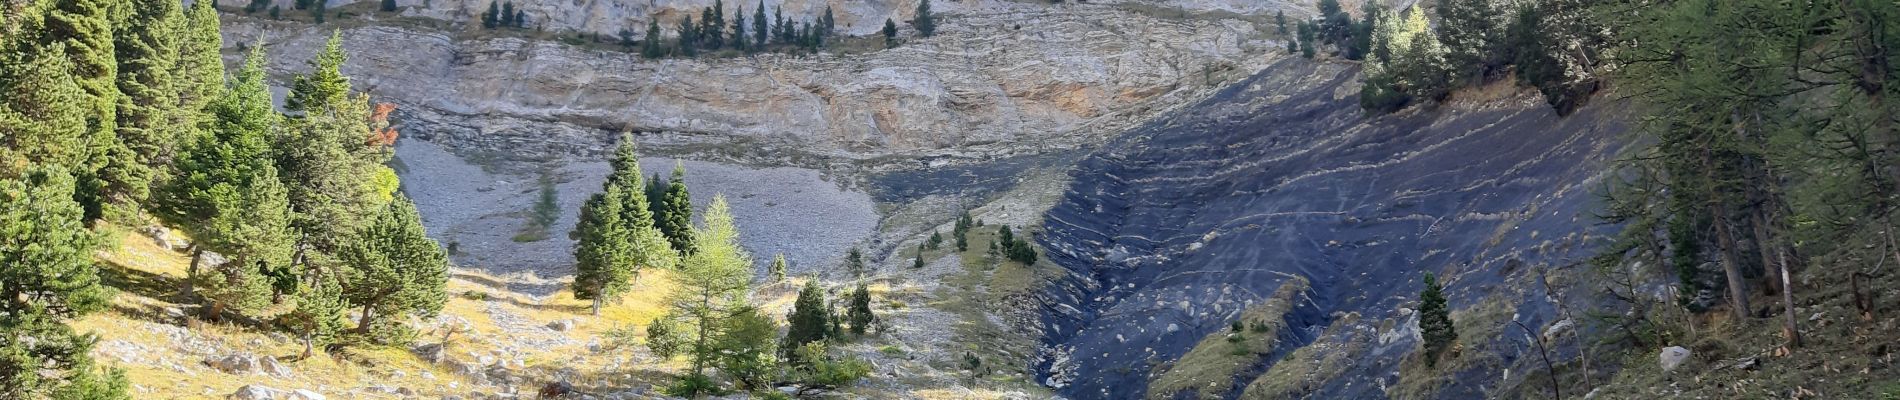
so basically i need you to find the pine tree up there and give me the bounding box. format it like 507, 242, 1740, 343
285, 277, 347, 359
770, 254, 788, 282
715, 306, 778, 390
514, 10, 525, 28
733, 5, 748, 52
1434, 0, 1500, 84
572, 184, 636, 316
312, 0, 325, 23
111, 0, 184, 212
1274, 10, 1286, 35
773, 6, 786, 44
783, 280, 830, 361
278, 32, 393, 268
882, 18, 897, 48
676, 16, 698, 56
752, 1, 767, 47
158, 47, 294, 320
481, 1, 498, 29
1296, 21, 1316, 58
0, 27, 92, 178
845, 247, 865, 278
654, 195, 753, 395
0, 166, 128, 398
1417, 272, 1456, 367
641, 18, 665, 58
658, 163, 696, 255
914, 0, 935, 37
847, 283, 874, 335
703, 0, 725, 50
500, 1, 515, 27
41, 0, 124, 223
380, 0, 395, 12
270, 5, 280, 19
912, 247, 925, 269
821, 5, 834, 37
339, 195, 450, 342
176, 0, 226, 121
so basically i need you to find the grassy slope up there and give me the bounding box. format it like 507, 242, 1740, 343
1146, 277, 1311, 400
78, 224, 683, 398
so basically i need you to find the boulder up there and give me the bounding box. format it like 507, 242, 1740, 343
537, 381, 575, 398
286, 389, 325, 400
258, 356, 294, 377
547, 319, 576, 332
229, 384, 286, 400
205, 354, 262, 375
413, 342, 446, 363
1659, 346, 1692, 372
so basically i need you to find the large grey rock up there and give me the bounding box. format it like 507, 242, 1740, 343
229, 384, 287, 400
413, 342, 446, 363
204, 354, 261, 375
546, 319, 575, 332
285, 389, 325, 400
257, 355, 294, 377
1659, 346, 1692, 372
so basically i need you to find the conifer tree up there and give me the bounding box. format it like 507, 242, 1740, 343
752, 1, 767, 47
651, 195, 753, 395
514, 10, 526, 28
704, 0, 725, 49
914, 0, 935, 37
312, 0, 325, 23
0, 166, 129, 398
111, 0, 185, 211
847, 283, 874, 335
380, 0, 395, 12
770, 254, 788, 282
821, 6, 834, 37
0, 29, 92, 178
501, 1, 515, 27
41, 0, 125, 223
285, 277, 347, 359
845, 247, 865, 278
279, 32, 393, 267
1275, 10, 1286, 35
338, 195, 450, 342
783, 279, 830, 361
658, 163, 696, 255
176, 0, 225, 121
642, 19, 665, 58
1434, 0, 1499, 83
733, 5, 748, 52
159, 48, 294, 320
773, 6, 786, 43
676, 16, 698, 56
912, 247, 925, 269
482, 1, 499, 29
882, 18, 897, 48
1417, 272, 1456, 367
573, 184, 636, 316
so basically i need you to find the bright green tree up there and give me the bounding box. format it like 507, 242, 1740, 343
284, 277, 348, 359
573, 184, 636, 315
40, 0, 124, 223
278, 32, 395, 267
176, 0, 225, 122
1434, 0, 1500, 84
338, 195, 450, 343
651, 195, 753, 396
110, 0, 185, 213
715, 306, 777, 390
770, 254, 788, 282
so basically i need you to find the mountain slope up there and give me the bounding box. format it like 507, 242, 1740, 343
1032, 58, 1627, 399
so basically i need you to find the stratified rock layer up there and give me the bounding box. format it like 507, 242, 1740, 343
1034, 59, 1625, 398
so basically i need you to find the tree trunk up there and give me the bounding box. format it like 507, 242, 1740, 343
1778, 249, 1801, 347
357, 303, 375, 333
1714, 218, 1751, 320
183, 246, 203, 298
592, 297, 602, 316
301, 333, 315, 360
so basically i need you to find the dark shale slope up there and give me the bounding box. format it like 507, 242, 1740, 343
1032, 58, 1626, 399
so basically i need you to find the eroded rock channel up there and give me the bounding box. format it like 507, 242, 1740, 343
1034, 59, 1627, 399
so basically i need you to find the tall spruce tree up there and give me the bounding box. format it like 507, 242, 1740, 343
1433, 0, 1500, 83
42, 0, 124, 223
845, 247, 865, 278
0, 166, 129, 398
658, 163, 696, 255
676, 15, 698, 56
158, 47, 294, 320
821, 5, 834, 37
338, 195, 450, 342
651, 195, 753, 395
770, 254, 788, 282
482, 1, 499, 29
642, 18, 665, 58
500, 1, 515, 27
733, 5, 748, 52
882, 18, 897, 48
111, 0, 184, 212
573, 184, 636, 315
176, 0, 225, 122
278, 32, 393, 267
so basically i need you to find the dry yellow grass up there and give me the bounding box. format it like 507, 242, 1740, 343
77, 223, 686, 398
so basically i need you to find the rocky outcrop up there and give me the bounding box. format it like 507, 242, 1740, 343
220, 2, 1285, 164
1033, 58, 1627, 398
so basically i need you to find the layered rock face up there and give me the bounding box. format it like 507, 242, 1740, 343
1034, 58, 1625, 398
220, 1, 1301, 165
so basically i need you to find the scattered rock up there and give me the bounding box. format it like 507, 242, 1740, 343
1732, 356, 1761, 371
229, 384, 286, 400
547, 319, 576, 332
413, 342, 446, 363
1659, 346, 1692, 373
538, 381, 575, 398
205, 354, 262, 375
258, 356, 294, 377
286, 389, 325, 400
